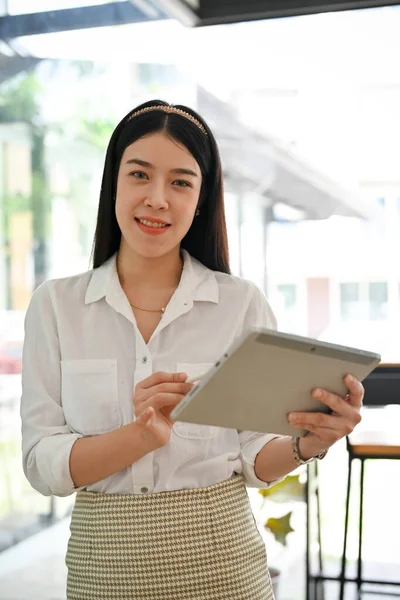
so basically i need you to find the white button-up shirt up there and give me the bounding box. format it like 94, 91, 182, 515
21, 251, 279, 497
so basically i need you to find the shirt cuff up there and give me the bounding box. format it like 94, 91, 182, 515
34, 433, 86, 496
239, 432, 284, 488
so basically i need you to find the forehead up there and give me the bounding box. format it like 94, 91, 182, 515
121, 132, 200, 173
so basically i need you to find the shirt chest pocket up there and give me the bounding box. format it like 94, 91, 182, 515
173, 362, 218, 440
61, 359, 122, 436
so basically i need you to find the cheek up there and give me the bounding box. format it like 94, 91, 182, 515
176, 203, 197, 232
180, 189, 200, 218
115, 182, 138, 216
183, 201, 197, 218
115, 195, 135, 234
114, 195, 125, 221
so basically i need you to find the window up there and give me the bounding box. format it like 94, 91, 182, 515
369, 282, 388, 320
277, 284, 297, 310
340, 283, 360, 320
340, 282, 388, 321
376, 197, 386, 208
274, 284, 300, 333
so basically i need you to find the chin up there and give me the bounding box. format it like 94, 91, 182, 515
142, 248, 175, 260
125, 241, 180, 260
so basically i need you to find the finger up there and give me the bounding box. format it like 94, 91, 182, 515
289, 411, 348, 432
135, 406, 155, 426
150, 381, 193, 398
144, 392, 185, 412
300, 427, 340, 448
291, 422, 342, 447
136, 371, 188, 391
135, 382, 193, 406
311, 387, 355, 419
344, 374, 364, 407
160, 405, 179, 424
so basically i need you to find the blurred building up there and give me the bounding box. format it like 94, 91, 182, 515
230, 13, 400, 356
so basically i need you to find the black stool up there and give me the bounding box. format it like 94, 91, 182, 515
306, 432, 400, 600
339, 431, 400, 599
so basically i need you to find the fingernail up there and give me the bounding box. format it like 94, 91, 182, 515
179, 372, 188, 380
346, 374, 354, 383
288, 414, 297, 423
313, 388, 322, 398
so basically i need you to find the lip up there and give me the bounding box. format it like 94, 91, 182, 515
135, 216, 170, 225
135, 217, 171, 236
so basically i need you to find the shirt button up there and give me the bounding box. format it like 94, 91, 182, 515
141, 487, 149, 493
142, 357, 148, 364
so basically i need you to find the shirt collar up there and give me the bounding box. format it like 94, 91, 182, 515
85, 254, 116, 304
85, 250, 219, 306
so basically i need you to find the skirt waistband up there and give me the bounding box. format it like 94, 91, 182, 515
76, 474, 245, 506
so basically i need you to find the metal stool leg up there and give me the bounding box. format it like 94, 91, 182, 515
357, 459, 366, 596
339, 451, 353, 600
306, 464, 312, 600
306, 462, 318, 600
315, 461, 326, 600
305, 465, 311, 600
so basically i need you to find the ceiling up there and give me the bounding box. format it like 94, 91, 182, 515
0, 0, 399, 38
155, 0, 400, 26
197, 88, 380, 220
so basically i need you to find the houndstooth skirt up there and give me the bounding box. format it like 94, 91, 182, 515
66, 475, 275, 600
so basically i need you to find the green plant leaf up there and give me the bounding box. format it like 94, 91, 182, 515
264, 512, 294, 546
77, 116, 115, 150
258, 474, 304, 503
0, 72, 42, 124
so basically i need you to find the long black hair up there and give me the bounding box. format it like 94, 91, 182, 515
91, 99, 230, 274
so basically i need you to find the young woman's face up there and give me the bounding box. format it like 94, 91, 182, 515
115, 132, 202, 260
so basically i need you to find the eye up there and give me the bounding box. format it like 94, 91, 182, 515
173, 179, 191, 188
130, 171, 148, 180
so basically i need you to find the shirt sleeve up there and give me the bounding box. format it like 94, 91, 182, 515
238, 283, 284, 488
20, 282, 84, 497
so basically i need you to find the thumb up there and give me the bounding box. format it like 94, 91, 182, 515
136, 406, 154, 427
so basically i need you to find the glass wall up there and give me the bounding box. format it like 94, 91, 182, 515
0, 2, 399, 596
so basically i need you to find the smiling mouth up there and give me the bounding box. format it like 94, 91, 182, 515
135, 218, 170, 229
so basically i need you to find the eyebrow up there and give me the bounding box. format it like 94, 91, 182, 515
124, 158, 198, 177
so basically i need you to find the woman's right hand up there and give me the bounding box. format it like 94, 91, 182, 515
133, 371, 192, 451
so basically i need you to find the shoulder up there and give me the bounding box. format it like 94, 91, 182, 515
214, 271, 277, 330
46, 269, 93, 299
214, 271, 258, 299
214, 270, 263, 301
27, 269, 94, 314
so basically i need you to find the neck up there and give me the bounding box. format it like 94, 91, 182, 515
117, 245, 183, 291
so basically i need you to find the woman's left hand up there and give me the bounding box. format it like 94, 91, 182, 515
288, 374, 364, 458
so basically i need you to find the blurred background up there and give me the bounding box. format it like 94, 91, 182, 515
0, 1, 399, 599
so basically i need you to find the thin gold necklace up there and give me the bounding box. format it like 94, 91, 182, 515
129, 302, 166, 314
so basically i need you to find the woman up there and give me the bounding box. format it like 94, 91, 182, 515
21, 100, 364, 600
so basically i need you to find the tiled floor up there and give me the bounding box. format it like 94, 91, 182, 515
0, 518, 68, 600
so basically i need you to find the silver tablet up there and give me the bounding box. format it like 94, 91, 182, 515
170, 328, 381, 436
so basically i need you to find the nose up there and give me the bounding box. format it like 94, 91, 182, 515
144, 181, 168, 210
